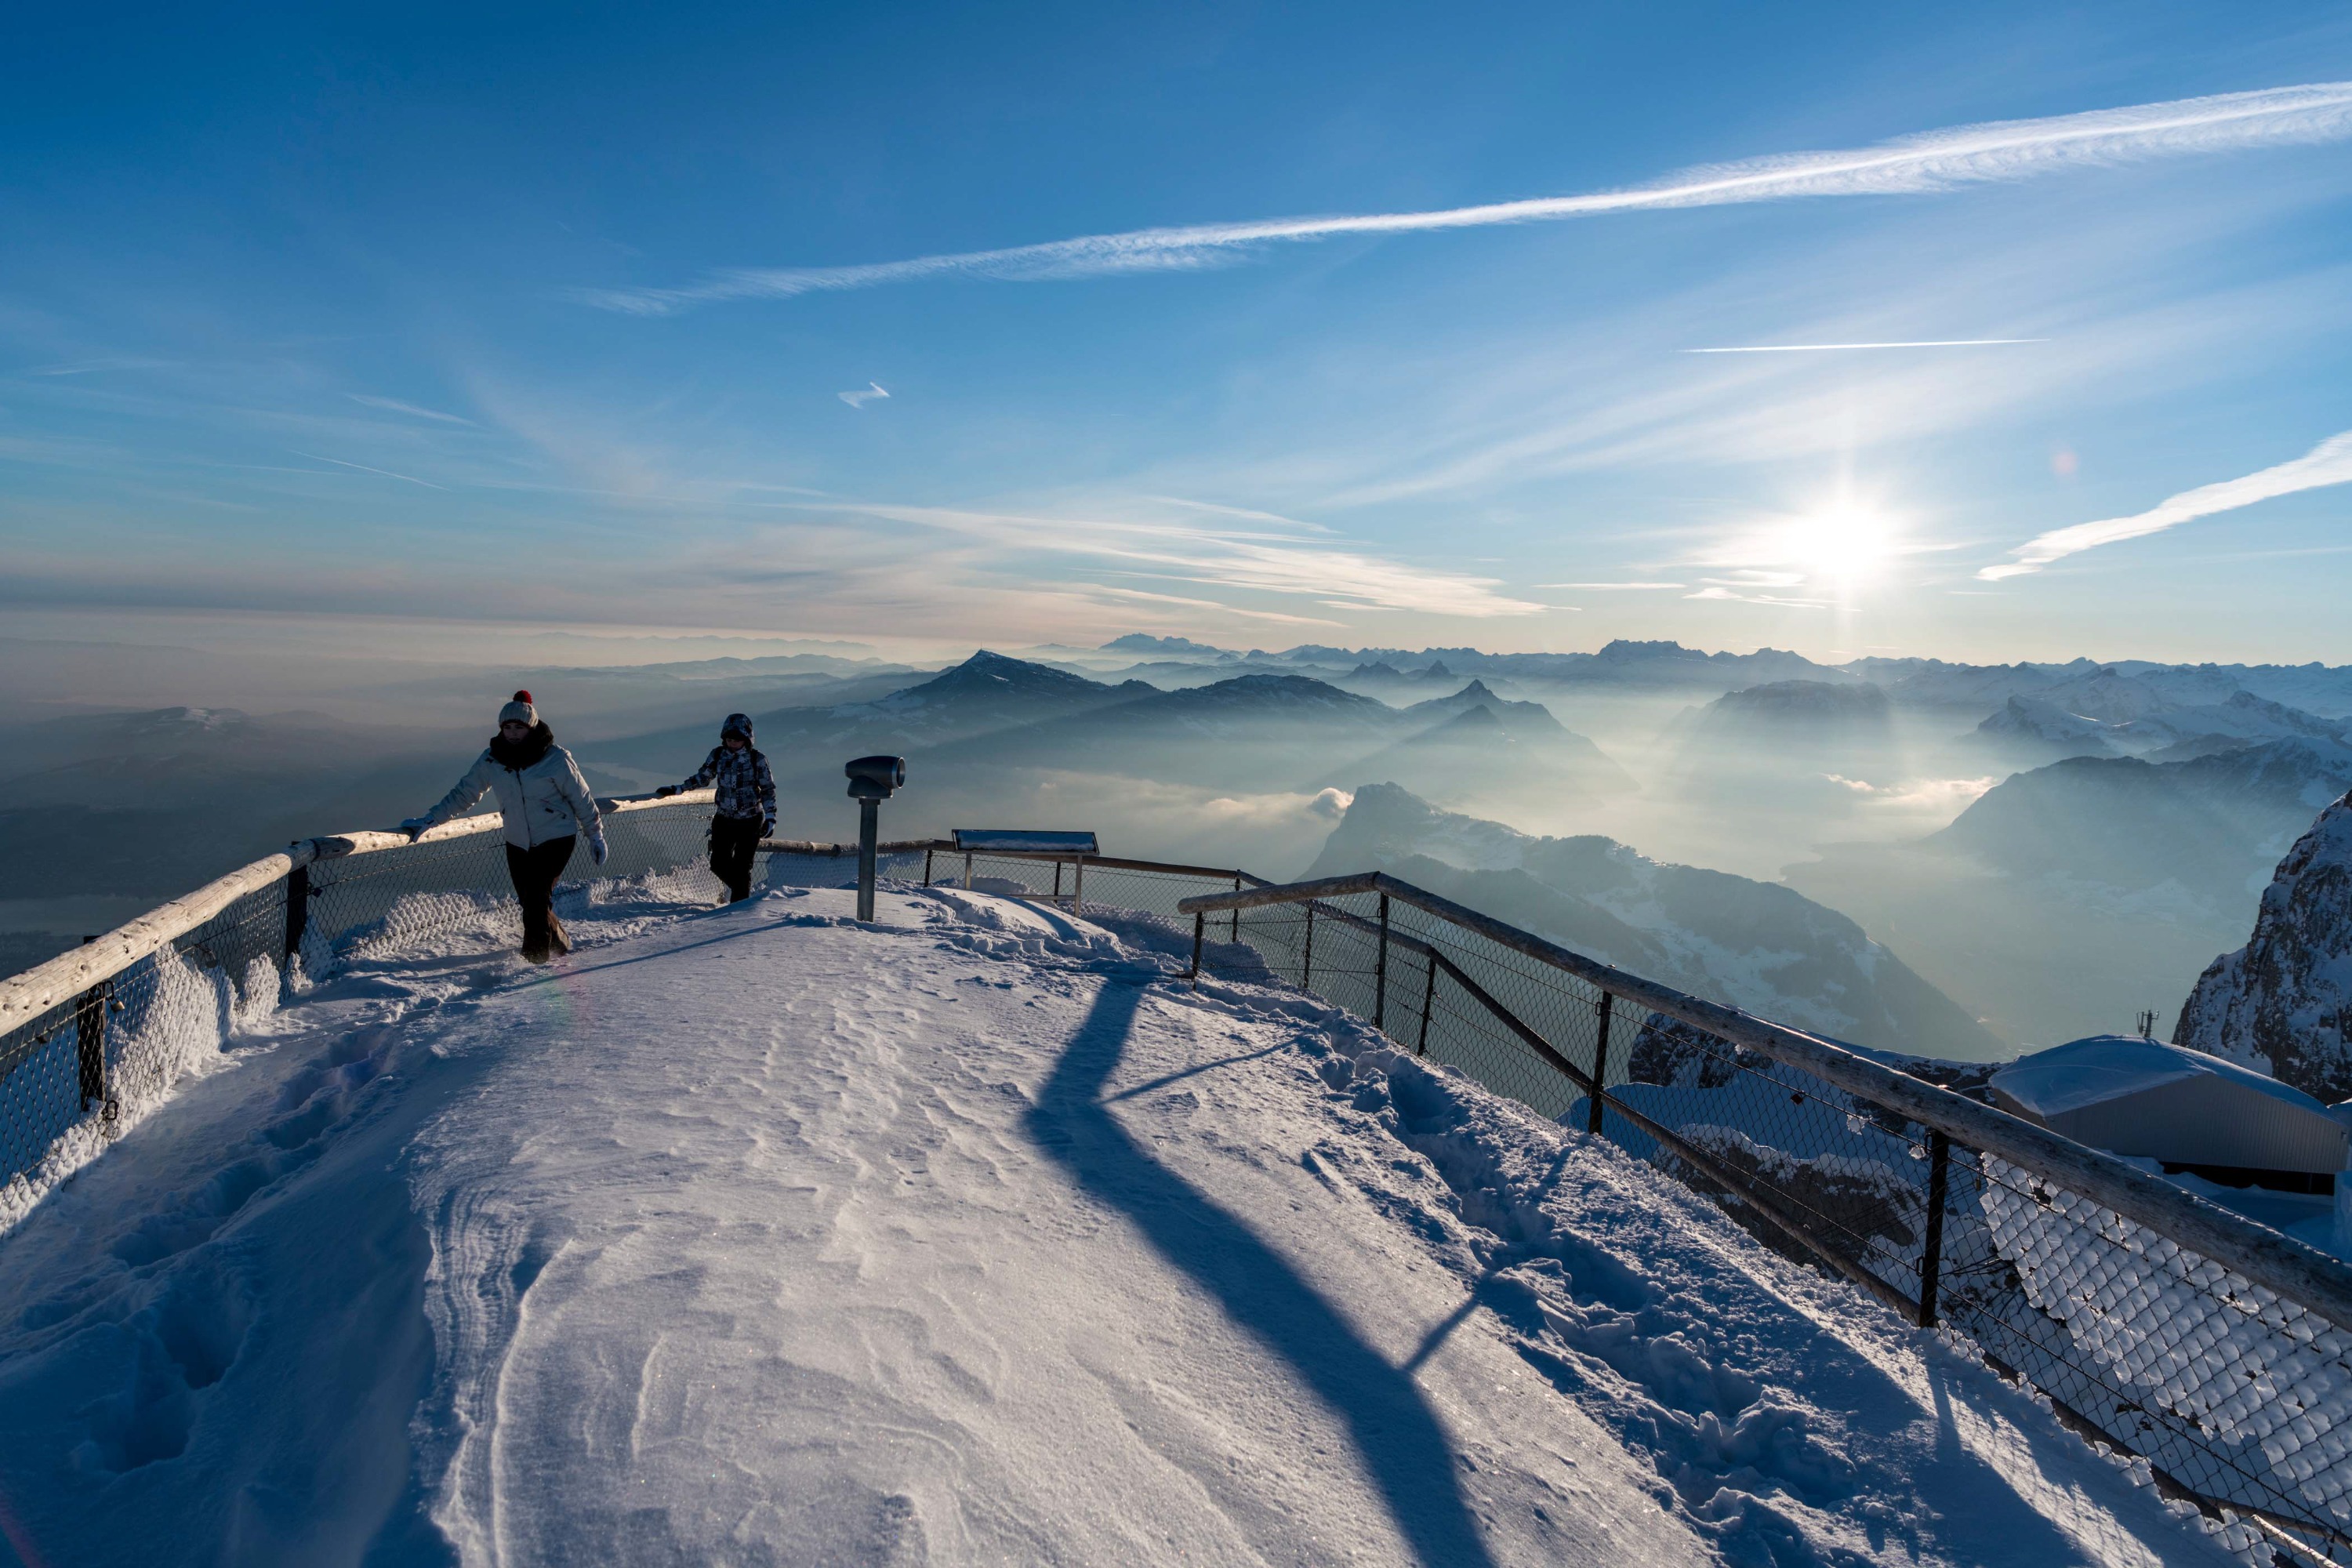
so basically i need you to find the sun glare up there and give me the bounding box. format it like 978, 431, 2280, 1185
1781, 507, 1894, 586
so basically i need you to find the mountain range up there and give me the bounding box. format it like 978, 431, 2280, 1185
587, 653, 1638, 811
1788, 735, 2352, 1046
1307, 782, 2004, 1061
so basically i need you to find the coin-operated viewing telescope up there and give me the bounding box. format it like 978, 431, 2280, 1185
844, 755, 906, 922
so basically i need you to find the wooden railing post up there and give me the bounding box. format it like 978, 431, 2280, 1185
1374, 894, 1390, 1030
1229, 873, 1241, 942
923, 848, 935, 887
1917, 1131, 1951, 1327
1587, 991, 1613, 1134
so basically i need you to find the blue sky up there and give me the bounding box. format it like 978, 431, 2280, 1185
4, 1, 2350, 664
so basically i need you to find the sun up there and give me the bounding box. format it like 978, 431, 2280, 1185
1778, 506, 1895, 588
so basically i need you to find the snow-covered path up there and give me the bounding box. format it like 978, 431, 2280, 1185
0, 886, 2249, 1565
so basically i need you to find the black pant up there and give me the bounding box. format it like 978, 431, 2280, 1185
506, 836, 576, 956
710, 815, 764, 902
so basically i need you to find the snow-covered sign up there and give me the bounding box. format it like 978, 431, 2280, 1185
950, 828, 1099, 855
1990, 1033, 2350, 1179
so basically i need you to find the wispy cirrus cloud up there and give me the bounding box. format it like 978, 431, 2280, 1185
838, 382, 890, 408
1682, 339, 2046, 353
800, 499, 1544, 619
578, 82, 2352, 316
1685, 585, 1831, 608
1981, 426, 2352, 579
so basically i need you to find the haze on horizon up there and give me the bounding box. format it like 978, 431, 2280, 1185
4, 2, 2352, 669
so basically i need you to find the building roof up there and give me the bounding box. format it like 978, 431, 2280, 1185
1990, 1034, 2347, 1176
1991, 1034, 2328, 1120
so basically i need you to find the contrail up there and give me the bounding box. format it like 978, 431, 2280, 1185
577, 82, 2352, 316
1981, 427, 2352, 579
289, 451, 447, 489
1683, 339, 2047, 353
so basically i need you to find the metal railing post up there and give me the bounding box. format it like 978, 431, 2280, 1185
1189, 913, 1204, 989
283, 862, 310, 963
923, 848, 935, 886
1417, 953, 1436, 1056
1374, 894, 1389, 1029
1229, 873, 1241, 943
963, 851, 974, 891
74, 936, 111, 1122
1587, 991, 1613, 1134
855, 799, 880, 923
1301, 902, 1315, 988
1053, 860, 1063, 905
1073, 857, 1085, 916
1917, 1131, 1951, 1327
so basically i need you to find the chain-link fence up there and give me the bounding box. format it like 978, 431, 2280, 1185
902, 848, 1258, 928
0, 827, 1250, 1224
13, 815, 2350, 1561
1181, 873, 2352, 1566
0, 797, 728, 1223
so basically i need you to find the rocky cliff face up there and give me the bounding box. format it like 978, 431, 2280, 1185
2176, 790, 2352, 1100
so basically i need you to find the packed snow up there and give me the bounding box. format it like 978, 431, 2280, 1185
0, 882, 2261, 1565
1991, 1036, 2339, 1121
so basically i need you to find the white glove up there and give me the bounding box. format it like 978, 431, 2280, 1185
589, 829, 609, 866
400, 817, 430, 843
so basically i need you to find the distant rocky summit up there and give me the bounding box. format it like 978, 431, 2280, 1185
2176, 789, 2352, 1100
1700, 679, 1893, 735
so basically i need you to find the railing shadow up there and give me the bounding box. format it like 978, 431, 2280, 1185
1024, 975, 1497, 1568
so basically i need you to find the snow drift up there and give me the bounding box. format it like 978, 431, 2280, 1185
0, 884, 2252, 1565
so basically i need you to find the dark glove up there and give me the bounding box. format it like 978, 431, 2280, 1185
761, 818, 776, 839
400, 816, 430, 843
654, 785, 679, 798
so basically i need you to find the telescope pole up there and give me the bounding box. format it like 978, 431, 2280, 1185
856, 798, 880, 922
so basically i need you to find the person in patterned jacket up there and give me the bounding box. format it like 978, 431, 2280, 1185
657, 712, 776, 902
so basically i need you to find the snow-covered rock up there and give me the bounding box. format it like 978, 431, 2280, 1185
2177, 789, 2352, 1100
0, 883, 2241, 1565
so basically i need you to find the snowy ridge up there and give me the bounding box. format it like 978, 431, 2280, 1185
0, 880, 2253, 1564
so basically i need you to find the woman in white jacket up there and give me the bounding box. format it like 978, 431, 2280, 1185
403, 691, 607, 963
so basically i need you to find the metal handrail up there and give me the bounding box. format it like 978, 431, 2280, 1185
1178, 869, 2352, 1334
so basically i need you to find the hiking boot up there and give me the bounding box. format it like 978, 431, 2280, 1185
521, 942, 551, 965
